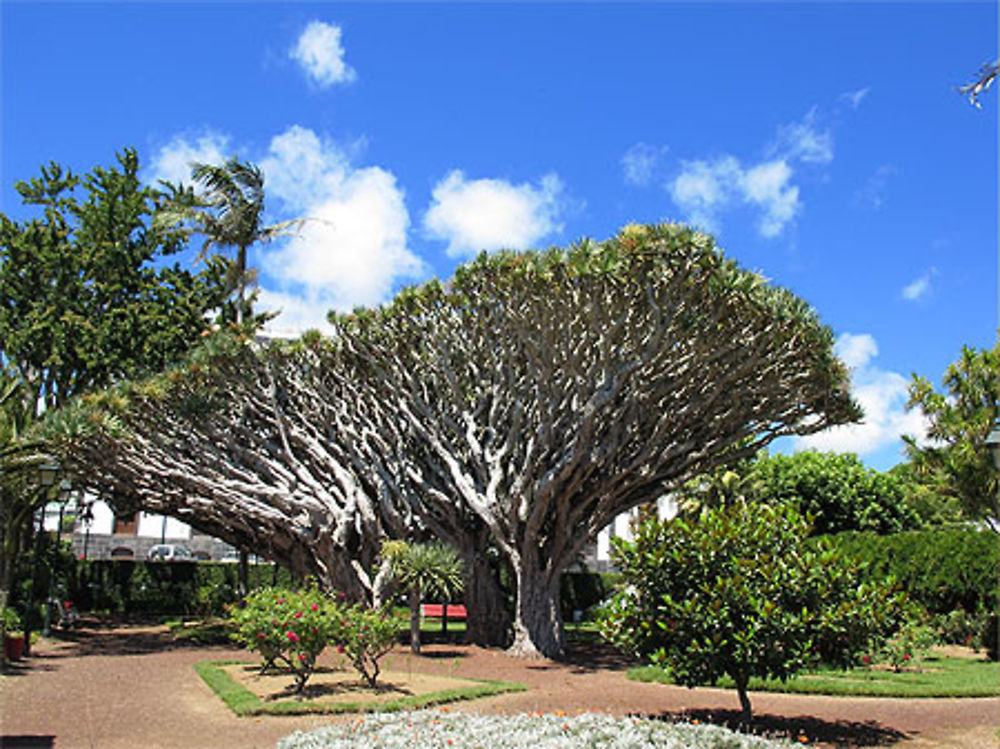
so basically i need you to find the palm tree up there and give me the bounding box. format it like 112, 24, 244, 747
0, 371, 50, 615
382, 541, 464, 655
158, 158, 304, 325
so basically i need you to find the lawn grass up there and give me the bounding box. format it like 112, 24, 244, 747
196, 660, 526, 716
628, 653, 999, 698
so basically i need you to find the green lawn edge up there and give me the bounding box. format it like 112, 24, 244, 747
196, 660, 527, 716
627, 657, 1000, 699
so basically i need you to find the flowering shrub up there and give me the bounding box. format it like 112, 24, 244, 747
879, 621, 938, 672
276, 710, 797, 749
229, 586, 340, 692
335, 604, 402, 688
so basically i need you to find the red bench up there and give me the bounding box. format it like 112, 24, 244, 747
420, 604, 467, 619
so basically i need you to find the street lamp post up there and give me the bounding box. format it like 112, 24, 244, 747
985, 418, 999, 672
23, 461, 59, 656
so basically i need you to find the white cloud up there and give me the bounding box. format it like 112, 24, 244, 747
740, 160, 801, 238
290, 21, 356, 88
840, 87, 870, 110
256, 287, 340, 336
795, 333, 927, 457
669, 156, 800, 238
771, 109, 834, 164
901, 268, 936, 301
147, 131, 231, 185
835, 332, 879, 369
668, 156, 741, 234
259, 126, 425, 319
423, 171, 564, 258
621, 142, 669, 186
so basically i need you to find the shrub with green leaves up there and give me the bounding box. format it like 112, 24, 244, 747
600, 503, 903, 723
230, 586, 340, 693
335, 604, 402, 688
813, 528, 996, 616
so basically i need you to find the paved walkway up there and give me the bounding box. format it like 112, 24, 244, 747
1, 623, 997, 749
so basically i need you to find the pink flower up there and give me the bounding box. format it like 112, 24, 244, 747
337, 645, 345, 654
276, 598, 285, 605
311, 604, 319, 611
287, 631, 299, 642
295, 610, 304, 619
298, 653, 307, 662
903, 654, 910, 660
257, 632, 265, 639
862, 655, 870, 663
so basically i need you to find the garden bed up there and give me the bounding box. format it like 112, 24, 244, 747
196, 660, 525, 716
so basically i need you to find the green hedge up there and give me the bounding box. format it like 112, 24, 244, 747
61, 561, 620, 621
68, 561, 298, 616
815, 528, 997, 615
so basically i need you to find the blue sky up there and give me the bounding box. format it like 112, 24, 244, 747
2, 2, 997, 471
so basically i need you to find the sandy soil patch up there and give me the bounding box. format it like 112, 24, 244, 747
222, 663, 490, 706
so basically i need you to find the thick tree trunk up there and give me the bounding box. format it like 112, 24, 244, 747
460, 546, 511, 648
507, 564, 564, 660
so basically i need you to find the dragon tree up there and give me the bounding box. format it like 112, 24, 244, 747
332, 222, 860, 658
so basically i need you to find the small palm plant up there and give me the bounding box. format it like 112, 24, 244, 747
382, 540, 463, 654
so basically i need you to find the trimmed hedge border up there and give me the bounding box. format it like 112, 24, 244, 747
814, 528, 997, 615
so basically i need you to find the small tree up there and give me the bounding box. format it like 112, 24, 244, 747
382, 540, 464, 654
600, 503, 903, 724
903, 343, 999, 529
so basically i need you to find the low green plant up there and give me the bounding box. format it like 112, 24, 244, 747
276, 710, 797, 749
2, 606, 22, 631
336, 604, 402, 688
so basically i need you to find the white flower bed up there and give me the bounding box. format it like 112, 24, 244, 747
277, 710, 796, 749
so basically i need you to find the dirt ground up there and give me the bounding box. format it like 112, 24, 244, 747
1, 622, 997, 749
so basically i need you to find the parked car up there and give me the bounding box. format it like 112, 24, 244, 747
147, 544, 193, 561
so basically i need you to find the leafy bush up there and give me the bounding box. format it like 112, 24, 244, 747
230, 588, 402, 692
601, 503, 903, 722
814, 528, 996, 616
336, 604, 402, 688
277, 710, 797, 749
2, 606, 22, 631
877, 621, 939, 671
230, 587, 341, 693
932, 608, 988, 648
746, 451, 919, 535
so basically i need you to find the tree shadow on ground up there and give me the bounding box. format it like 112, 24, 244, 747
562, 639, 638, 673
34, 623, 230, 658
0, 736, 55, 748
644, 708, 909, 748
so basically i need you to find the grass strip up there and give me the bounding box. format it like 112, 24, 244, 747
628, 655, 999, 698
196, 660, 526, 716
195, 660, 263, 715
